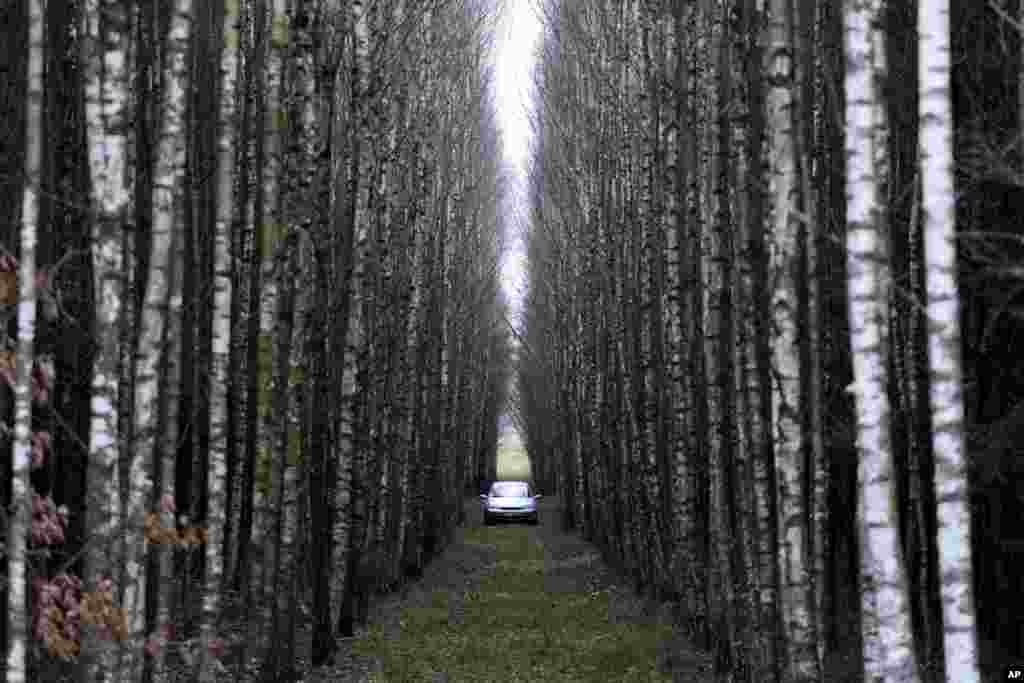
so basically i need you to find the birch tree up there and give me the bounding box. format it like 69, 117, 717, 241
125, 1, 192, 678
765, 0, 818, 675
306, 1, 345, 665
238, 0, 269, 613
917, 0, 979, 679
257, 0, 293, 672
81, 0, 131, 675
151, 165, 184, 683
844, 0, 919, 680
197, 2, 241, 678
332, 0, 371, 639
6, 2, 44, 681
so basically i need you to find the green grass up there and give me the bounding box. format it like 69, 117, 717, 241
354, 527, 673, 682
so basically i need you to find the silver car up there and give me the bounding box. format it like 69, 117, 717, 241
480, 481, 541, 526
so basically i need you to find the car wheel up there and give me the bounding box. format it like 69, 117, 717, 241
530, 515, 539, 526
484, 514, 492, 526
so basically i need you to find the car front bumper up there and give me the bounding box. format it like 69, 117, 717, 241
484, 507, 537, 521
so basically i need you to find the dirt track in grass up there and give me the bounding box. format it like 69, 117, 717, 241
311, 496, 714, 683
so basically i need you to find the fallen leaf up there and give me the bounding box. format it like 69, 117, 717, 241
0, 270, 15, 305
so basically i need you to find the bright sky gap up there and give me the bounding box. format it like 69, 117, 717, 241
493, 0, 539, 318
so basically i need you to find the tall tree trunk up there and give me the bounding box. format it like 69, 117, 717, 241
238, 0, 268, 619
330, 0, 369, 632
82, 0, 131, 676
766, 0, 817, 676
685, 0, 710, 648
7, 3, 43, 680
125, 2, 192, 678
198, 0, 240, 677
152, 184, 184, 683
794, 0, 829, 672
305, 0, 338, 665
844, 0, 919, 679
256, 0, 290, 667
735, 0, 778, 678
917, 1, 979, 679
334, 210, 367, 636
263, 236, 298, 680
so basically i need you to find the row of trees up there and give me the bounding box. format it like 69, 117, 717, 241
1, 0, 512, 680
514, 0, 1023, 681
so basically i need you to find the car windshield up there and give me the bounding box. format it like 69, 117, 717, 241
490, 482, 528, 498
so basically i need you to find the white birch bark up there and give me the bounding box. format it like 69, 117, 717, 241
82, 0, 131, 677
6, 3, 44, 681
765, 0, 817, 676
330, 0, 370, 614
197, 0, 241, 678
917, 1, 979, 680
330, 211, 367, 614
125, 1, 192, 678
844, 1, 919, 680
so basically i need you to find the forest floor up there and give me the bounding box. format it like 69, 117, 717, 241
302, 496, 716, 683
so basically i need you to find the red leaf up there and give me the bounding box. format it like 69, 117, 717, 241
208, 637, 226, 659
30, 431, 51, 469
144, 634, 162, 657
34, 269, 49, 293
31, 364, 50, 404
159, 494, 176, 515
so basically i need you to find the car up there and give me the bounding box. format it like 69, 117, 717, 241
480, 481, 542, 526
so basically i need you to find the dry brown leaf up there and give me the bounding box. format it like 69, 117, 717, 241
0, 271, 16, 306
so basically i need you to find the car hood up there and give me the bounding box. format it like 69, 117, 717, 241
487, 496, 534, 507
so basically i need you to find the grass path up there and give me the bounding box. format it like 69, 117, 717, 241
353, 519, 677, 682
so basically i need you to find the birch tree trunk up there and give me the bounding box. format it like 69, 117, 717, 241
82, 0, 131, 676
257, 0, 289, 666
6, 3, 43, 680
702, 0, 736, 668
264, 236, 298, 680
672, 0, 701, 629
917, 1, 979, 679
402, 149, 426, 581
766, 0, 817, 676
331, 0, 370, 611
152, 177, 184, 683
198, 0, 241, 678
735, 0, 779, 678
290, 6, 318, 593
334, 205, 367, 637
794, 0, 829, 671
307, 5, 342, 664
126, 1, 192, 677
685, 1, 711, 645
844, 0, 919, 679
239, 0, 267, 608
